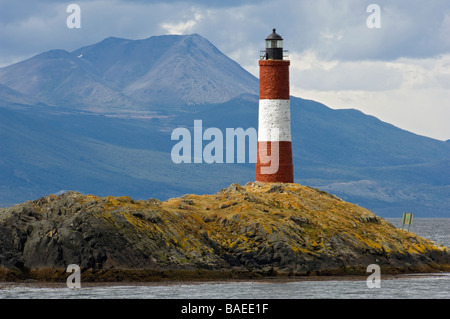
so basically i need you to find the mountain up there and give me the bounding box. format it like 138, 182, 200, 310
0, 83, 41, 107
0, 34, 448, 217
74, 34, 259, 106
0, 49, 135, 111
0, 34, 258, 111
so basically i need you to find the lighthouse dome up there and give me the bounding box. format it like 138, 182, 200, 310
266, 28, 283, 40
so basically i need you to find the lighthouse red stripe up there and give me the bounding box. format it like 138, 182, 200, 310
259, 60, 290, 100
255, 141, 294, 183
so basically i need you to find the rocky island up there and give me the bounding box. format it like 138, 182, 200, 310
0, 182, 449, 282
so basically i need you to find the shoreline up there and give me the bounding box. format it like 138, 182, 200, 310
0, 266, 450, 290
2, 263, 450, 282
1, 272, 449, 290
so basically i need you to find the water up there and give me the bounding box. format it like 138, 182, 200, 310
386, 218, 450, 248
0, 218, 449, 299
1, 274, 449, 299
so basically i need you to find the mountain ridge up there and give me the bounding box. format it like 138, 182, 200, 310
0, 34, 258, 110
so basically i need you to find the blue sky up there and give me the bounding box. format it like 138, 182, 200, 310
1, 0, 449, 140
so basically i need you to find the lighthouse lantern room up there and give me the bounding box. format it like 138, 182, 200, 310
265, 28, 284, 60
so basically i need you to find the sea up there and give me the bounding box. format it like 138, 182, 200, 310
0, 218, 449, 300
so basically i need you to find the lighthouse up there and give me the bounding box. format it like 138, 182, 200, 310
255, 29, 294, 183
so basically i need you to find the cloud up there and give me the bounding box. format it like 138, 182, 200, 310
290, 51, 403, 91
160, 9, 204, 35
291, 54, 450, 140
259, 0, 450, 61
2, 0, 450, 65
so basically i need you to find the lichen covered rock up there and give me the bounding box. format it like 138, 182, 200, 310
0, 183, 448, 281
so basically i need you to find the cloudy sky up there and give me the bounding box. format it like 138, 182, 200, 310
1, 0, 449, 140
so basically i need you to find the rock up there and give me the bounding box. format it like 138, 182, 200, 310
358, 214, 381, 224
180, 199, 195, 206
0, 183, 449, 282
267, 185, 284, 193
202, 214, 217, 223
231, 214, 241, 221
289, 216, 310, 227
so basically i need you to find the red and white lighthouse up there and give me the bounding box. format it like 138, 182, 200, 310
255, 29, 294, 183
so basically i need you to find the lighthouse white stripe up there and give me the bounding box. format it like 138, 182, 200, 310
258, 99, 291, 142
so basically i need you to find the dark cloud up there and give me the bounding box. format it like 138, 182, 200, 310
114, 0, 267, 7
273, 0, 450, 61
1, 0, 450, 66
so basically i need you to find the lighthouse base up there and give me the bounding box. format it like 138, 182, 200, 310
255, 141, 293, 183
